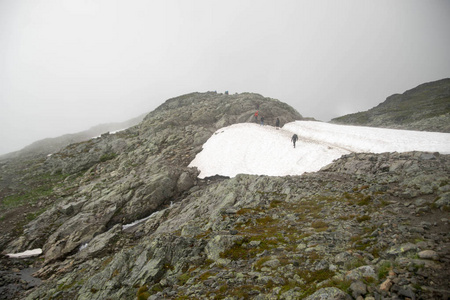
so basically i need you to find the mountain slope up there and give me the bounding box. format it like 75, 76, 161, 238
331, 78, 450, 132
0, 91, 302, 260
0, 92, 449, 300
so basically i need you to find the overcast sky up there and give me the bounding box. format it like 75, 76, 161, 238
1, 0, 449, 155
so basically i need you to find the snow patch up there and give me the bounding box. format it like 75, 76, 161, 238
189, 121, 450, 178
91, 128, 128, 139
7, 248, 42, 258
79, 243, 89, 251
122, 212, 156, 230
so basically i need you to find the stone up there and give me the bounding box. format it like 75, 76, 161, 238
435, 192, 450, 208
387, 243, 418, 257
262, 259, 280, 268
345, 266, 377, 281
205, 235, 243, 262
350, 281, 367, 298
379, 278, 393, 292
418, 250, 439, 260
304, 287, 352, 300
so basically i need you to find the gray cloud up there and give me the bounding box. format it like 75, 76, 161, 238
1, 0, 449, 155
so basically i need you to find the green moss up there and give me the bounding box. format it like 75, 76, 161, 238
178, 273, 190, 285
337, 214, 356, 221
311, 220, 328, 230
357, 195, 371, 206
220, 240, 248, 260
163, 263, 174, 271
322, 278, 352, 293
150, 283, 163, 293
270, 200, 283, 208
198, 271, 214, 281
26, 208, 46, 221
345, 258, 366, 270
378, 261, 392, 279
356, 215, 371, 223
137, 292, 150, 300
136, 285, 150, 300
254, 257, 271, 270
100, 152, 117, 162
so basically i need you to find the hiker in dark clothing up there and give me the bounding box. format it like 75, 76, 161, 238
260, 116, 264, 126
291, 134, 298, 148
276, 118, 280, 128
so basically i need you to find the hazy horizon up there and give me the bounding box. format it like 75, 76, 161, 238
1, 0, 449, 155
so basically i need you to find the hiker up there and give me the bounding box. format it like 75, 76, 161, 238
254, 111, 259, 122
260, 116, 264, 126
291, 134, 298, 148
276, 118, 280, 128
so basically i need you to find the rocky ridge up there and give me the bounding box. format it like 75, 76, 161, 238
1, 91, 449, 300
331, 78, 450, 133
13, 152, 450, 300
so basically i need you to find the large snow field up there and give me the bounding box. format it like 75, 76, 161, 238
189, 121, 450, 178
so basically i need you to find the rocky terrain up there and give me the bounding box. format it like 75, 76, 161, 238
0, 91, 449, 300
331, 78, 450, 133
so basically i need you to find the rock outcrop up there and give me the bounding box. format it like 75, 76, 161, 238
331, 78, 450, 132
1, 92, 302, 265
1, 91, 449, 300
15, 151, 450, 300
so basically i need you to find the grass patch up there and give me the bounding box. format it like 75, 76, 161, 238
198, 271, 214, 281
378, 261, 392, 279
2, 185, 53, 208
178, 273, 190, 285
253, 256, 271, 270
1, 172, 68, 209
26, 208, 47, 221
270, 200, 283, 208
99, 152, 117, 162
136, 285, 150, 300
337, 214, 356, 221
356, 215, 371, 223
357, 195, 371, 206
311, 220, 328, 231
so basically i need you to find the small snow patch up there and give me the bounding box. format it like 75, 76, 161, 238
7, 248, 42, 258
122, 212, 156, 230
79, 243, 89, 251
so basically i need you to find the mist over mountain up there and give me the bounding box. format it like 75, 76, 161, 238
0, 90, 449, 300
331, 78, 450, 132
0, 114, 146, 160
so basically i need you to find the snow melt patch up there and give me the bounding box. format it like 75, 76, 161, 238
7, 248, 42, 258
189, 121, 450, 178
122, 212, 156, 230
79, 243, 89, 251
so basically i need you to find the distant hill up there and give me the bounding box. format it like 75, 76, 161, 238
0, 114, 146, 160
331, 78, 450, 132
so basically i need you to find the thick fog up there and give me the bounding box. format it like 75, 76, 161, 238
1, 0, 449, 155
